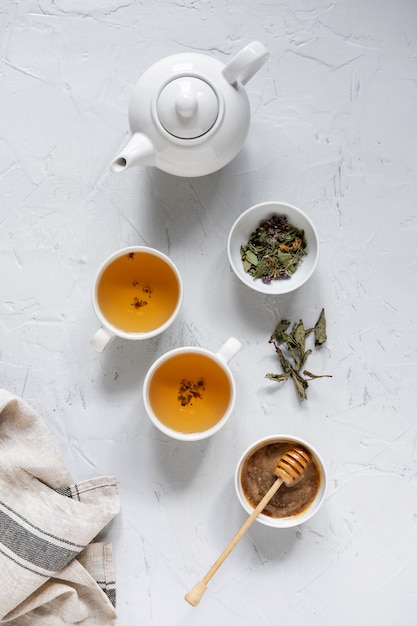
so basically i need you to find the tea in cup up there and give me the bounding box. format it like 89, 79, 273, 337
143, 337, 242, 440
90, 246, 183, 352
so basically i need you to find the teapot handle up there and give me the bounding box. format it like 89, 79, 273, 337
222, 41, 269, 86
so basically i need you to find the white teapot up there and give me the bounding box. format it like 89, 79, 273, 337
110, 41, 269, 177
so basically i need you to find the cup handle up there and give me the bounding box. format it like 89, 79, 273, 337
215, 337, 242, 365
90, 326, 116, 352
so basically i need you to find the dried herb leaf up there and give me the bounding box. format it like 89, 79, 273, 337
299, 348, 313, 370
270, 319, 291, 344
243, 249, 259, 267
275, 345, 293, 375
303, 370, 332, 380
292, 372, 309, 400
266, 372, 290, 382
292, 320, 306, 358
314, 308, 327, 346
266, 309, 331, 400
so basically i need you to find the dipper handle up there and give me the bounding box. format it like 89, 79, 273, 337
184, 476, 284, 606
184, 445, 310, 607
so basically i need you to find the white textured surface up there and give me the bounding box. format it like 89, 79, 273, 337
1, 1, 417, 625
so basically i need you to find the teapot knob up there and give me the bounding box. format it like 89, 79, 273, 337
157, 77, 218, 139
175, 92, 197, 119
222, 41, 269, 86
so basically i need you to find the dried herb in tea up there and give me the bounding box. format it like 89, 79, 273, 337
131, 297, 148, 309
178, 379, 206, 407
266, 308, 331, 400
241, 214, 307, 284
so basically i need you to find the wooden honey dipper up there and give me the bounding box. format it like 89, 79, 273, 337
185, 445, 310, 606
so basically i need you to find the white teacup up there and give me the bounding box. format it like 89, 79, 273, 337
90, 246, 183, 352
143, 337, 242, 441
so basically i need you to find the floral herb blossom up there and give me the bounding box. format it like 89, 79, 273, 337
240, 214, 307, 283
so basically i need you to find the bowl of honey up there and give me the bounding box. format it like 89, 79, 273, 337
235, 435, 327, 528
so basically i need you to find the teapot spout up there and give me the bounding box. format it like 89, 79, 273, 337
222, 41, 269, 86
110, 132, 155, 173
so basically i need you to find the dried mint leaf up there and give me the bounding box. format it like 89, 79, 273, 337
299, 348, 313, 370
270, 319, 291, 344
292, 320, 306, 355
314, 308, 327, 346
303, 370, 332, 380
266, 372, 290, 382
266, 308, 331, 400
292, 372, 309, 400
275, 345, 293, 375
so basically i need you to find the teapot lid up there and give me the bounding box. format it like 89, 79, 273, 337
157, 77, 219, 139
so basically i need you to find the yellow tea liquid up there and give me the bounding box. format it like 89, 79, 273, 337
97, 251, 179, 332
148, 352, 232, 433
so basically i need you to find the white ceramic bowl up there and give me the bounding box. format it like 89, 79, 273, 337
235, 434, 327, 528
227, 201, 319, 295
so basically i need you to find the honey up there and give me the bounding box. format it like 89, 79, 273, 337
241, 440, 322, 518
97, 251, 179, 332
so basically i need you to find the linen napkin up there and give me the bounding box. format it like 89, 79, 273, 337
0, 389, 120, 625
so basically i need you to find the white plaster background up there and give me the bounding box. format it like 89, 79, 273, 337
1, 1, 417, 624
